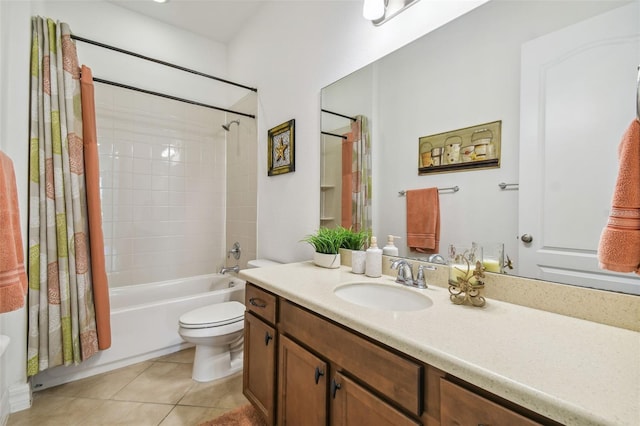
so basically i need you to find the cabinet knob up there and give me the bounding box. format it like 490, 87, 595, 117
264, 331, 273, 346
331, 379, 341, 398
314, 367, 324, 384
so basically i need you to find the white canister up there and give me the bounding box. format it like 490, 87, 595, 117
351, 250, 366, 274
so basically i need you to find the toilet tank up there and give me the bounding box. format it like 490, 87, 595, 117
247, 259, 281, 268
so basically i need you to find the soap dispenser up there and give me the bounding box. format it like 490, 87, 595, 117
382, 235, 400, 256
365, 236, 383, 278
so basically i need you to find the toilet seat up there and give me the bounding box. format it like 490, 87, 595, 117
179, 301, 245, 329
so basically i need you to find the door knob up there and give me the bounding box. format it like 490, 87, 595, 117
520, 234, 533, 243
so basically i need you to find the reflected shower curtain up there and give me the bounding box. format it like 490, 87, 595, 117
27, 17, 99, 376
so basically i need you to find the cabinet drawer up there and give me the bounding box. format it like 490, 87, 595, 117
280, 300, 422, 416
246, 283, 277, 324
440, 379, 542, 426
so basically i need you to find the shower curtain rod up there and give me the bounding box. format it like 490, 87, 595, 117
92, 77, 256, 119
321, 109, 357, 121
321, 131, 347, 139
70, 34, 258, 93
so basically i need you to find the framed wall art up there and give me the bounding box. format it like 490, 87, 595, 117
418, 120, 501, 175
268, 119, 295, 176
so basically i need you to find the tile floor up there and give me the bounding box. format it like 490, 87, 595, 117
7, 348, 248, 426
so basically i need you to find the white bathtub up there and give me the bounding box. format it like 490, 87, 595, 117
32, 274, 245, 390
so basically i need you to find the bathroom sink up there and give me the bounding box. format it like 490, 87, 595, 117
333, 282, 433, 311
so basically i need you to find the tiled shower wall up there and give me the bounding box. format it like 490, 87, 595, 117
94, 84, 227, 287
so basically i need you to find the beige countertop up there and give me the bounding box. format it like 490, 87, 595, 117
239, 261, 640, 426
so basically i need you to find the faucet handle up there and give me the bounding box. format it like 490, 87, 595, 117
415, 265, 427, 289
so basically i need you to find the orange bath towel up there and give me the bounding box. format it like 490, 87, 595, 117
598, 119, 640, 273
0, 151, 28, 313
406, 188, 440, 253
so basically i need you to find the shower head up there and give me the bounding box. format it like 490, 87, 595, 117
222, 120, 240, 131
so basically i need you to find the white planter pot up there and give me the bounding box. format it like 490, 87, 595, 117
313, 252, 341, 269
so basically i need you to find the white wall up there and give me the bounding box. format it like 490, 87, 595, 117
227, 0, 488, 263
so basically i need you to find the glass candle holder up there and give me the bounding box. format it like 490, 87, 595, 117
448, 243, 483, 286
478, 242, 504, 274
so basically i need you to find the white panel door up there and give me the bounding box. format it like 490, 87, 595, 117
519, 2, 640, 294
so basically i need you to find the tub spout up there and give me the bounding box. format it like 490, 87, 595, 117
220, 265, 240, 274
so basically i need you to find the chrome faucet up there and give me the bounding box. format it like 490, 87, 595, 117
391, 259, 414, 284
220, 265, 240, 274
390, 259, 429, 289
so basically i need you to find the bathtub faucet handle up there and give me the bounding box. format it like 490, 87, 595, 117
228, 242, 241, 260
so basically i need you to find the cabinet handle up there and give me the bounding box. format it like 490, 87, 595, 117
331, 379, 341, 398
249, 297, 267, 308
314, 367, 324, 384
264, 331, 273, 346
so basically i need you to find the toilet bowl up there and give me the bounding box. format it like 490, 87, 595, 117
178, 301, 245, 382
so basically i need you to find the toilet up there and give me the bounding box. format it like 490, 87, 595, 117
178, 259, 281, 382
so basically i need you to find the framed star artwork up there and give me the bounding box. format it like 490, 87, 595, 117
267, 119, 295, 176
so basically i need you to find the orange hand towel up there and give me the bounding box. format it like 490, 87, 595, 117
406, 188, 440, 253
598, 119, 640, 273
0, 151, 28, 313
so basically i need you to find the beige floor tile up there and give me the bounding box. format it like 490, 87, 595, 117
112, 362, 195, 404
178, 372, 247, 409
89, 400, 174, 425
156, 347, 195, 364
7, 395, 105, 426
38, 361, 154, 399
8, 348, 247, 426
159, 405, 227, 426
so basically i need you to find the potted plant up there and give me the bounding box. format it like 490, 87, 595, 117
302, 227, 351, 268
340, 227, 370, 251
339, 227, 370, 273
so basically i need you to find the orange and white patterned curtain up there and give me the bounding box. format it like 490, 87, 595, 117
27, 17, 99, 376
341, 116, 372, 234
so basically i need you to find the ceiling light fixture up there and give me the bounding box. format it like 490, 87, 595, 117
362, 0, 385, 21
153, 0, 169, 4
364, 0, 421, 26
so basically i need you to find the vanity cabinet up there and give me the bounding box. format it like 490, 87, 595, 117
243, 282, 557, 426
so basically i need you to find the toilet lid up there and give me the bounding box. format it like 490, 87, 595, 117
179, 301, 245, 329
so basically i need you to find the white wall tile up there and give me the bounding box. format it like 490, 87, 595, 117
96, 85, 227, 286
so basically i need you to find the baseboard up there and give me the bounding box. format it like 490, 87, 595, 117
8, 382, 31, 414
0, 385, 9, 426
31, 343, 191, 391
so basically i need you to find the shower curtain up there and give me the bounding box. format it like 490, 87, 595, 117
27, 17, 109, 376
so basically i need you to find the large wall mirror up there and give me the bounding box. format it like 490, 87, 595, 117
320, 0, 640, 295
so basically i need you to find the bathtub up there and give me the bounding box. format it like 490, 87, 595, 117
32, 274, 245, 390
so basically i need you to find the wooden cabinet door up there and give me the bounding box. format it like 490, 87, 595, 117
278, 335, 328, 426
440, 379, 541, 426
331, 372, 420, 426
243, 312, 276, 425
